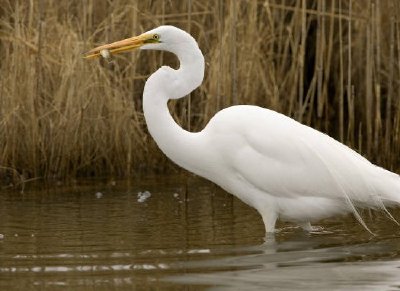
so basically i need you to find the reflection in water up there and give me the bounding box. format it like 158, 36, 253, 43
0, 176, 399, 290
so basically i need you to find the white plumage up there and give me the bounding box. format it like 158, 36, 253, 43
86, 25, 400, 234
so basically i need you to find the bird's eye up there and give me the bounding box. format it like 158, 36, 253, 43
153, 34, 160, 40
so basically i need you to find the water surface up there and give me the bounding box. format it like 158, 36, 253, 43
0, 176, 400, 290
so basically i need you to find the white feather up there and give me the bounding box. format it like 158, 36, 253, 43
100, 25, 400, 234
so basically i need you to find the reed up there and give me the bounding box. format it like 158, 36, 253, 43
0, 0, 399, 181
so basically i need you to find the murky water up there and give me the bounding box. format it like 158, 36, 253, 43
1, 175, 400, 290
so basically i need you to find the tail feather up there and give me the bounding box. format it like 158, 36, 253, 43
378, 170, 400, 226
375, 167, 400, 206
352, 165, 400, 229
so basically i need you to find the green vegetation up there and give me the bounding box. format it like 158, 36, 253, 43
0, 0, 399, 181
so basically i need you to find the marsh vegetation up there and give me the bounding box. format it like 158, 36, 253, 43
0, 0, 399, 180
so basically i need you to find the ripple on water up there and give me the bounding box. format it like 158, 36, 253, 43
0, 177, 400, 290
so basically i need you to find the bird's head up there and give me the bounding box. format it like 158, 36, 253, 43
84, 25, 196, 59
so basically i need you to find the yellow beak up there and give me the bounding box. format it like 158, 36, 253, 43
84, 33, 155, 59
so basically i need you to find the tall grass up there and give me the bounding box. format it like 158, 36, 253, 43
0, 0, 399, 181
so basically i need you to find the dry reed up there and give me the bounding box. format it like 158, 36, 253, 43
0, 0, 399, 181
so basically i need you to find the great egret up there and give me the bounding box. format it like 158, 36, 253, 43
85, 25, 400, 234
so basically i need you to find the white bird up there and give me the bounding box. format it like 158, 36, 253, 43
85, 25, 400, 234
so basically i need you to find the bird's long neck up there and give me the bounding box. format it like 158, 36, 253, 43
142, 44, 207, 175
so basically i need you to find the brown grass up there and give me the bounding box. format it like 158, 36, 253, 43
0, 0, 399, 181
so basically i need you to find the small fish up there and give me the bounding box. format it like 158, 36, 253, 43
100, 49, 111, 60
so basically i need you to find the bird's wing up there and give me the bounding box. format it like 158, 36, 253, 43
207, 106, 382, 206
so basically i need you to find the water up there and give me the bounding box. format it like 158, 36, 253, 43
1, 175, 400, 290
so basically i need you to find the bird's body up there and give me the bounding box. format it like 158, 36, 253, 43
86, 25, 400, 233
202, 105, 400, 229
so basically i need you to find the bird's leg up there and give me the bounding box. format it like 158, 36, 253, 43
260, 210, 278, 234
